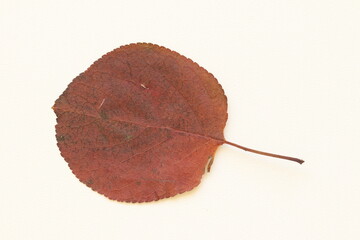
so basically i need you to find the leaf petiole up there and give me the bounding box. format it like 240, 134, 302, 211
223, 140, 304, 164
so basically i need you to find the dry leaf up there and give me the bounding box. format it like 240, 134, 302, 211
53, 43, 303, 203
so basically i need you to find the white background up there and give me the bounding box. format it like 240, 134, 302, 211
1, 0, 359, 239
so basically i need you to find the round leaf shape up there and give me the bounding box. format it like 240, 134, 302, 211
53, 43, 228, 202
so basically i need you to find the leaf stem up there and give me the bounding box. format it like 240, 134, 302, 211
223, 140, 304, 164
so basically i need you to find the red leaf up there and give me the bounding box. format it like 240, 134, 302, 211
53, 43, 303, 203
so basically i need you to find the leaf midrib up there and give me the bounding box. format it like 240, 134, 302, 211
53, 106, 225, 144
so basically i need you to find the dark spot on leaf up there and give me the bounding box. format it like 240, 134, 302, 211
56, 135, 66, 142
99, 110, 108, 120
85, 179, 94, 186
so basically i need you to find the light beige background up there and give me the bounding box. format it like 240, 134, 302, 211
1, 0, 359, 239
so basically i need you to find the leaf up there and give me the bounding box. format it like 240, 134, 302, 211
53, 43, 303, 203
